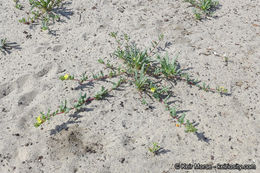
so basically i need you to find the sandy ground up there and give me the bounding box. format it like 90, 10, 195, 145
0, 0, 259, 172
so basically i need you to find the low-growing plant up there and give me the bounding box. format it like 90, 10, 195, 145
156, 54, 182, 78
193, 9, 202, 20
185, 0, 219, 20
224, 56, 229, 66
199, 0, 219, 12
134, 65, 150, 91
19, 0, 64, 30
13, 0, 23, 10
0, 38, 12, 54
148, 142, 161, 155
33, 32, 229, 136
114, 43, 150, 70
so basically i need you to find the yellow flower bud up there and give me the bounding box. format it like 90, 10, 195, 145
220, 86, 225, 90
64, 74, 69, 80
150, 87, 156, 93
37, 116, 42, 124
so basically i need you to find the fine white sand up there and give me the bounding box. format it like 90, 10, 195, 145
0, 0, 259, 172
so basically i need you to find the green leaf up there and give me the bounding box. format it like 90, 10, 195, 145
185, 120, 198, 133
34, 123, 40, 127
98, 59, 104, 64
170, 107, 177, 118
159, 34, 164, 41
178, 113, 186, 124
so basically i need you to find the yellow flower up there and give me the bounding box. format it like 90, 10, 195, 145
37, 116, 42, 124
220, 86, 225, 90
64, 74, 69, 80
133, 58, 136, 61
176, 123, 180, 127
150, 87, 156, 93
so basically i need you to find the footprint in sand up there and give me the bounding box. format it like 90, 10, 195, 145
47, 129, 86, 160
34, 46, 45, 54
15, 74, 31, 93
18, 90, 38, 108
34, 62, 60, 78
0, 74, 31, 100
47, 127, 103, 161
52, 45, 64, 52
0, 83, 15, 100
35, 66, 52, 78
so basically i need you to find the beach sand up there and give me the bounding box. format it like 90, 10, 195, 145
0, 0, 259, 172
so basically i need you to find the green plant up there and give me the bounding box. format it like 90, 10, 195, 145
149, 142, 161, 155
185, 120, 198, 133
33, 32, 229, 137
19, 0, 63, 30
29, 0, 62, 12
134, 65, 150, 91
156, 54, 182, 78
14, 0, 23, 10
114, 43, 150, 70
185, 0, 219, 19
94, 86, 109, 100
224, 56, 229, 66
193, 9, 201, 20
198, 0, 219, 13
0, 38, 12, 54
